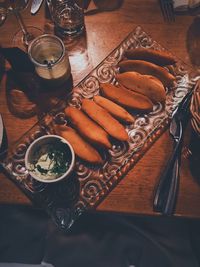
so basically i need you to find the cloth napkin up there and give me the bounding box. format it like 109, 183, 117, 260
173, 0, 200, 12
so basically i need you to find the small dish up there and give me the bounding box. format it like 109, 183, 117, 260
25, 135, 75, 183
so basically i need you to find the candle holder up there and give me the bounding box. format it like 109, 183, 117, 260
28, 34, 71, 88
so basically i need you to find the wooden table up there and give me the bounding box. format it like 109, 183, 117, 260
0, 0, 200, 219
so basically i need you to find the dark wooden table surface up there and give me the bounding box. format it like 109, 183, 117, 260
0, 0, 200, 218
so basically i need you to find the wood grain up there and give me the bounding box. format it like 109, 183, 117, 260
0, 0, 200, 218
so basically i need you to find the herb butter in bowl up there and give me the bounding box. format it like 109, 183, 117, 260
25, 135, 75, 183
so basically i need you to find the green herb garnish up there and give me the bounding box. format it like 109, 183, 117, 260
36, 165, 48, 174
33, 140, 72, 178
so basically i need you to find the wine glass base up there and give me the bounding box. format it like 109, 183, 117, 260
12, 26, 43, 51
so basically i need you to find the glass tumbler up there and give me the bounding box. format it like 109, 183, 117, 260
28, 34, 71, 87
47, 0, 85, 38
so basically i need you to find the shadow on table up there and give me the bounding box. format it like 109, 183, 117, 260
5, 70, 73, 119
44, 12, 94, 85
0, 47, 74, 120
84, 0, 123, 16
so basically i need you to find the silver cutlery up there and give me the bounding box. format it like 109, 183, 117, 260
159, 0, 175, 22
31, 0, 44, 15
153, 87, 194, 215
161, 119, 183, 215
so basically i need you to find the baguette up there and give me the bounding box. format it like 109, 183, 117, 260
82, 99, 129, 141
93, 95, 135, 123
100, 83, 153, 112
118, 60, 175, 87
65, 106, 112, 148
116, 72, 166, 103
54, 124, 103, 164
125, 48, 176, 66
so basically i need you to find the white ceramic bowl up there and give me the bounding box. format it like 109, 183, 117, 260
25, 135, 75, 183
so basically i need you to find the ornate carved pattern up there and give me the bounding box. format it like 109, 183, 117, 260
2, 26, 199, 230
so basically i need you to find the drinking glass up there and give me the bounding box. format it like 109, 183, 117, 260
46, 0, 85, 38
28, 34, 71, 87
1, 0, 43, 50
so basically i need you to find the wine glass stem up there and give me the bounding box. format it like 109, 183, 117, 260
13, 9, 31, 46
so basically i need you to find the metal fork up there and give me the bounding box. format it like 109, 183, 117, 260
153, 87, 195, 215
159, 0, 175, 22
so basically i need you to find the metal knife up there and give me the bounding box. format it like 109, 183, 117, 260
31, 0, 44, 15
163, 88, 195, 215
153, 121, 183, 213
163, 156, 180, 215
